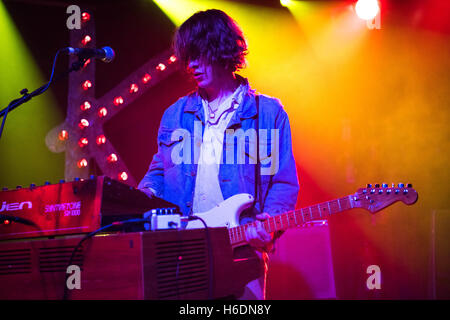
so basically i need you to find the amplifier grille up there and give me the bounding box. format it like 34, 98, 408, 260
0, 248, 31, 275
155, 238, 208, 299
39, 246, 83, 273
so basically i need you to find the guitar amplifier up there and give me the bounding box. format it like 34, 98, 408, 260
0, 228, 261, 300
0, 176, 178, 241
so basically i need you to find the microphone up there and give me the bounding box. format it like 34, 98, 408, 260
65, 46, 115, 63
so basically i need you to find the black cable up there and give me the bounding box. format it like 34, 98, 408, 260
62, 216, 214, 300
187, 215, 214, 300
40, 47, 63, 94
62, 218, 148, 300
0, 213, 39, 228
174, 222, 183, 299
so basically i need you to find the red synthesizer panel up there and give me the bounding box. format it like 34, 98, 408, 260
0, 176, 177, 241
0, 178, 102, 240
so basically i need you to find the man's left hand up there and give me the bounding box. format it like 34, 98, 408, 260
245, 212, 273, 252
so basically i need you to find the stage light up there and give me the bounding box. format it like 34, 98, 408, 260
81, 35, 91, 46
107, 153, 118, 163
168, 55, 177, 64
98, 107, 107, 118
156, 63, 166, 71
81, 12, 91, 23
129, 83, 139, 93
82, 80, 92, 90
1, 0, 63, 187
280, 0, 292, 7
58, 130, 69, 141
78, 119, 89, 129
355, 0, 379, 20
113, 96, 124, 106
83, 59, 91, 68
142, 73, 151, 84
152, 0, 206, 26
96, 134, 106, 145
118, 171, 128, 181
77, 158, 88, 168
80, 101, 91, 111
78, 137, 88, 148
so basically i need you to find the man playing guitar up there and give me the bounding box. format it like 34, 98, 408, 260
138, 9, 299, 300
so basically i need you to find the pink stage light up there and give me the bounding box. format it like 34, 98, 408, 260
142, 73, 151, 84
118, 172, 128, 181
98, 107, 107, 118
78, 137, 89, 148
77, 158, 88, 168
81, 12, 91, 22
107, 153, 118, 163
96, 134, 106, 145
156, 63, 166, 71
58, 130, 69, 141
78, 119, 89, 129
129, 83, 139, 93
113, 96, 124, 106
80, 101, 91, 111
82, 80, 92, 91
81, 35, 92, 46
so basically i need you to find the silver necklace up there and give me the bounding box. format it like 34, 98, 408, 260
206, 104, 236, 126
207, 103, 218, 119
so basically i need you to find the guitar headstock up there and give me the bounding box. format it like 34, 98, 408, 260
353, 183, 418, 213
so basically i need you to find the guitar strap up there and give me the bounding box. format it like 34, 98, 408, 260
254, 94, 264, 213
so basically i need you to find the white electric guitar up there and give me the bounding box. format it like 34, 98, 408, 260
186, 183, 418, 248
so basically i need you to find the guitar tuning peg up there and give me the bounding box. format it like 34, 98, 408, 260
407, 183, 412, 188
391, 183, 395, 188
375, 184, 380, 188
367, 184, 372, 188
382, 183, 388, 188
398, 183, 404, 188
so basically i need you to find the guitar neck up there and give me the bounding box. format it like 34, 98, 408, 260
228, 195, 354, 246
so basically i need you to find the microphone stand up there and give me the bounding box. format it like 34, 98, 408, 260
0, 56, 87, 140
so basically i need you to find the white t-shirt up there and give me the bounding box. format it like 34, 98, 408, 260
193, 84, 246, 213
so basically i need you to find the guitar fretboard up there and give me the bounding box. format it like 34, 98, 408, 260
228, 195, 353, 246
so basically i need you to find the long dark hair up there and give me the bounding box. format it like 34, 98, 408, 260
173, 9, 248, 72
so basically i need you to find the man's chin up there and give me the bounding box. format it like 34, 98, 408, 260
196, 80, 213, 89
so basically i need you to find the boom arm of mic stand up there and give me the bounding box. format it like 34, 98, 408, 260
0, 58, 87, 139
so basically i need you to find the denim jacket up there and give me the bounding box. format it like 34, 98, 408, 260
138, 78, 299, 221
